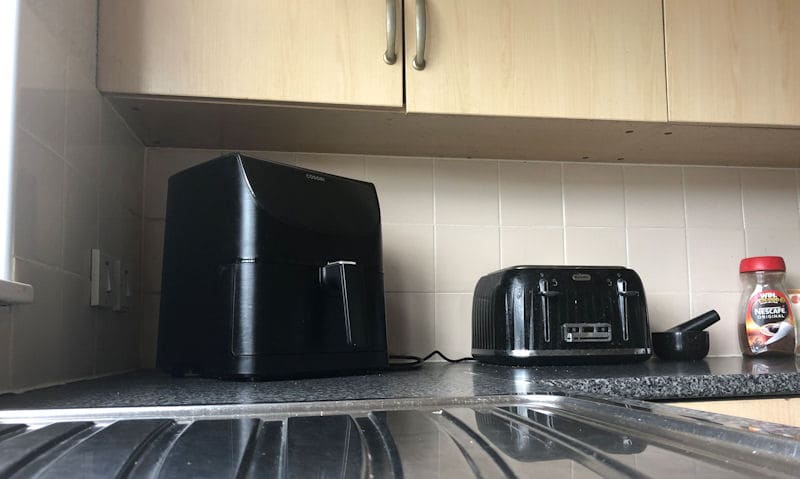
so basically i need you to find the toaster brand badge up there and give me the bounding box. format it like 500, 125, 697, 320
305, 173, 326, 182
572, 273, 592, 281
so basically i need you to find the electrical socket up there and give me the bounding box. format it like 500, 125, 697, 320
90, 249, 114, 308
113, 260, 132, 312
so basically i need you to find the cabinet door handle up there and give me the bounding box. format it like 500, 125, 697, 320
383, 0, 397, 65
413, 0, 427, 70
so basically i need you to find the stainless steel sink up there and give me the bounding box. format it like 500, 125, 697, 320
0, 393, 798, 478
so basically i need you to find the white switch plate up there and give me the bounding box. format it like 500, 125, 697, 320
113, 260, 131, 312
90, 249, 114, 308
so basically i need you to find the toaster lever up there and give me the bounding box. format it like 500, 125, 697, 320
537, 279, 559, 342
616, 279, 638, 341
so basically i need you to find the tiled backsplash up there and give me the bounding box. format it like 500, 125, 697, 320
0, 0, 144, 392
141, 148, 800, 364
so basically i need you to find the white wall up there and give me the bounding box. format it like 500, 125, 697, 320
0, 0, 144, 391
0, 1, 20, 281
141, 149, 800, 365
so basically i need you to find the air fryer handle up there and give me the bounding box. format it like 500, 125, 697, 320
320, 261, 367, 348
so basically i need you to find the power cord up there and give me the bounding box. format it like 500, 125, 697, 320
388, 350, 474, 370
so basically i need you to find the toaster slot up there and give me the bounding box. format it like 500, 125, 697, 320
537, 278, 560, 343
562, 323, 612, 342
616, 279, 640, 342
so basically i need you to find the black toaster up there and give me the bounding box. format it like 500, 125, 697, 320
157, 153, 389, 379
472, 266, 652, 365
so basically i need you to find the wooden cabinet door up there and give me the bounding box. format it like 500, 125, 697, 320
98, 0, 403, 108
403, 0, 667, 121
665, 0, 800, 126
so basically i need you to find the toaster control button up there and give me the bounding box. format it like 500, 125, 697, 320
562, 323, 612, 342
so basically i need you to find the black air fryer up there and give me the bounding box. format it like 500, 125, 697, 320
157, 153, 388, 379
472, 266, 652, 365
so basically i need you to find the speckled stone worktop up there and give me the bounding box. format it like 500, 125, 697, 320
0, 357, 798, 410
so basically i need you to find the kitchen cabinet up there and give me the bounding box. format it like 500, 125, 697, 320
665, 0, 800, 126
98, 0, 403, 108
404, 0, 668, 121
668, 397, 800, 428
97, 0, 800, 167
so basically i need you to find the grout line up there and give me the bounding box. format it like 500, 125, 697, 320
496, 160, 502, 267
560, 163, 568, 262
138, 149, 150, 368
59, 153, 68, 273
680, 167, 694, 316
12, 255, 69, 274
60, 53, 71, 278
622, 165, 630, 267
796, 170, 800, 222
431, 158, 438, 350
661, 0, 670, 120
738, 168, 746, 229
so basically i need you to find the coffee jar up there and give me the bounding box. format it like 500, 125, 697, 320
738, 256, 797, 356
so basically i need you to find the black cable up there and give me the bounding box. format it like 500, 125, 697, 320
387, 350, 474, 370
421, 350, 474, 363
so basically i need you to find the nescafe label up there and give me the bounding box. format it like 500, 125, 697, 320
745, 290, 796, 354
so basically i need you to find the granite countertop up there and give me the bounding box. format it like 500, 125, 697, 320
0, 356, 798, 410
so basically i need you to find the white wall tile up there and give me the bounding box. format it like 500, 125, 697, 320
435, 226, 499, 293
624, 165, 685, 227
16, 2, 66, 156
367, 156, 433, 224
564, 227, 626, 266
6, 0, 145, 393
684, 167, 743, 228
99, 202, 141, 270
500, 227, 564, 267
295, 153, 366, 180
383, 225, 434, 293
435, 159, 498, 225
13, 129, 64, 267
647, 293, 691, 333
687, 228, 745, 292
564, 164, 624, 227
691, 292, 741, 356
95, 315, 139, 374
64, 55, 101, 182
499, 162, 562, 226
99, 101, 144, 215
385, 293, 435, 357
745, 226, 800, 288
61, 272, 95, 379
741, 168, 800, 228
144, 148, 220, 219
137, 150, 800, 367
628, 228, 688, 293
11, 259, 63, 389
142, 220, 165, 294
62, 165, 97, 277
435, 294, 473, 359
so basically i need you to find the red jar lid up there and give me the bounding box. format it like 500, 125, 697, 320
740, 256, 786, 273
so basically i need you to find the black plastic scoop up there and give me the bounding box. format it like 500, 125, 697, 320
652, 310, 720, 361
